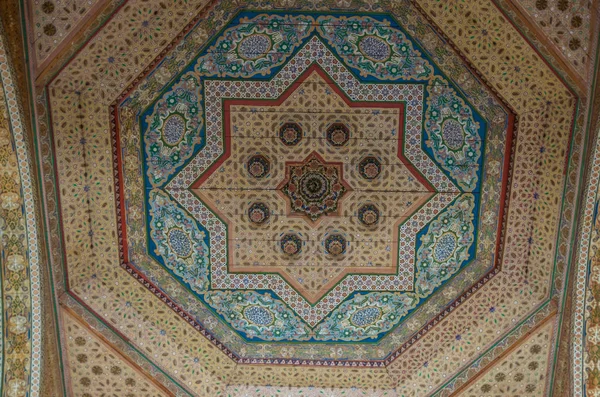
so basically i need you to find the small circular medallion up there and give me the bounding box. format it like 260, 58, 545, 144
358, 36, 391, 62
237, 34, 272, 60
248, 203, 270, 224
247, 155, 270, 178
162, 114, 186, 146
350, 307, 382, 327
441, 119, 465, 151
324, 234, 347, 256
358, 204, 380, 226
433, 233, 457, 262
326, 123, 350, 147
43, 23, 57, 36
243, 305, 275, 326
280, 234, 302, 256
279, 122, 303, 146
167, 228, 192, 258
358, 157, 381, 179
41, 1, 55, 14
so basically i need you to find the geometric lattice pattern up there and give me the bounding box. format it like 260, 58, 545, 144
63, 309, 169, 397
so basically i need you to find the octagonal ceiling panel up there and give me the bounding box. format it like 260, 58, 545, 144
35, 0, 583, 394
112, 10, 508, 351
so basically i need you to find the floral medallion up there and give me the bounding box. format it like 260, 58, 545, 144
358, 156, 382, 179
237, 34, 273, 61
324, 233, 348, 256
248, 202, 270, 225
278, 152, 351, 223
358, 203, 380, 226
326, 122, 351, 146
247, 155, 270, 178
358, 36, 392, 62
279, 122, 303, 146
280, 233, 303, 256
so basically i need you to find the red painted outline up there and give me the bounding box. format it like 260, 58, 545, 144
112, 106, 129, 263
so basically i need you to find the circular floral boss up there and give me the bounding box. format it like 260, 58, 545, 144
326, 123, 351, 147
279, 122, 303, 146
324, 234, 347, 256
280, 233, 302, 256
247, 154, 271, 178
358, 204, 380, 226
358, 156, 382, 179
248, 202, 270, 225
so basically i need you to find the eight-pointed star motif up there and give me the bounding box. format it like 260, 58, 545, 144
277, 152, 352, 224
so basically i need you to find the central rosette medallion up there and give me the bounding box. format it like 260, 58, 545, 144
278, 152, 351, 223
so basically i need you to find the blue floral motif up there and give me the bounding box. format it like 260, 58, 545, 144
237, 34, 272, 60
148, 190, 210, 292
244, 305, 275, 326
351, 307, 382, 327
359, 36, 391, 61
168, 228, 193, 257
433, 233, 457, 262
204, 291, 311, 341
315, 293, 418, 341
317, 15, 433, 81
195, 14, 314, 78
144, 72, 204, 187
162, 114, 186, 145
425, 77, 482, 191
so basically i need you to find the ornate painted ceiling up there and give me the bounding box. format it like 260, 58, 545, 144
1, 0, 600, 395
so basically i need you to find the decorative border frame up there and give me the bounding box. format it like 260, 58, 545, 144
0, 22, 42, 397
